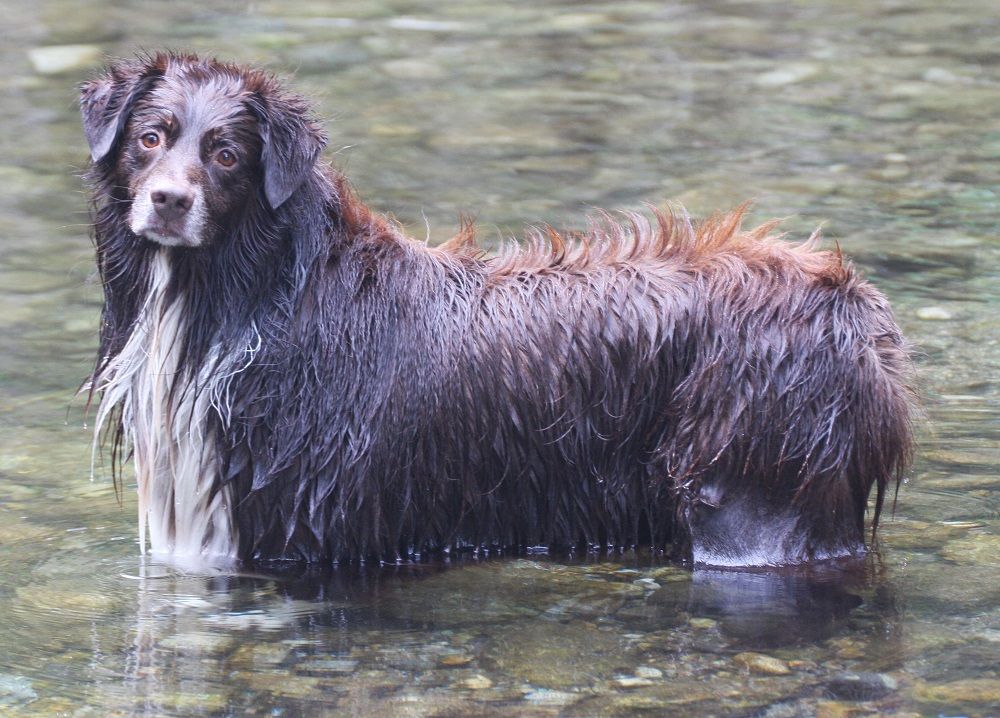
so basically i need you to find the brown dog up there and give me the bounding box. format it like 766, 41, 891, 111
81, 52, 914, 566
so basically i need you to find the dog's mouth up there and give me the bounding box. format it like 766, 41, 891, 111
132, 221, 198, 247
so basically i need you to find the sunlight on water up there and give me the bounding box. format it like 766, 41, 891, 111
0, 0, 997, 715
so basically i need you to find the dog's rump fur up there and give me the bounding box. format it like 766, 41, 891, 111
81, 53, 914, 566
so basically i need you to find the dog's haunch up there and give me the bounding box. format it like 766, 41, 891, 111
81, 52, 915, 567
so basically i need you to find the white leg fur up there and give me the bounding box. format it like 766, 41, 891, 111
92, 250, 237, 562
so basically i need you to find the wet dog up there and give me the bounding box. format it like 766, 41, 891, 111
81, 52, 915, 566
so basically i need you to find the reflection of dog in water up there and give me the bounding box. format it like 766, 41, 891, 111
80, 52, 915, 567
684, 569, 866, 646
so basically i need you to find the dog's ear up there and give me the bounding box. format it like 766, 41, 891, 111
252, 89, 327, 209
80, 58, 162, 163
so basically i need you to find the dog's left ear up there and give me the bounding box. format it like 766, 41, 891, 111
80, 57, 162, 163
251, 89, 327, 209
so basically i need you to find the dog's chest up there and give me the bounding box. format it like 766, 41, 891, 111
95, 250, 236, 562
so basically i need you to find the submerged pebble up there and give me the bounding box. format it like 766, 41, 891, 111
915, 306, 953, 321
0, 674, 37, 705
647, 566, 690, 582
689, 617, 718, 629
827, 637, 866, 660
381, 59, 445, 80
615, 675, 655, 688
940, 533, 1000, 565
633, 577, 661, 589
522, 687, 579, 706
549, 12, 610, 30
752, 699, 815, 718
883, 520, 974, 550
815, 701, 862, 718
298, 658, 358, 674
457, 674, 493, 690
490, 621, 629, 687
14, 581, 114, 616
754, 63, 819, 87
239, 671, 323, 699
27, 44, 101, 74
733, 652, 792, 675
229, 643, 290, 667
133, 692, 228, 713
824, 672, 898, 701
915, 677, 1000, 704
159, 632, 235, 657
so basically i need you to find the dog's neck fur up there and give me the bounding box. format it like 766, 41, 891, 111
92, 249, 238, 563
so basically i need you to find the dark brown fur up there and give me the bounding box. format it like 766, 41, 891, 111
81, 53, 915, 566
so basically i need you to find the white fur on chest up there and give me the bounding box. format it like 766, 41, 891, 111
93, 250, 237, 562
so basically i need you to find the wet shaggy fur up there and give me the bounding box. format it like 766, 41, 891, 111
81, 53, 915, 566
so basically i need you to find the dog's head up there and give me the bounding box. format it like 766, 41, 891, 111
81, 53, 326, 247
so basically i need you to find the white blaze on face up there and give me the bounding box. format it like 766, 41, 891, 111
129, 172, 208, 247
92, 250, 237, 564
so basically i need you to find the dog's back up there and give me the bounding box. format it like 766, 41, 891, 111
223, 203, 912, 565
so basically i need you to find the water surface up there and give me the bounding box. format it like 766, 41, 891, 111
1, 1, 998, 716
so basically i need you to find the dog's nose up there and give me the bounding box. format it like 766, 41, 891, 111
151, 187, 195, 221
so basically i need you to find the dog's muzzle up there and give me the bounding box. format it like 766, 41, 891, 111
130, 178, 207, 247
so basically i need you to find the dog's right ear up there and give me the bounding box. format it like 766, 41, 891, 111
80, 58, 161, 163
249, 87, 327, 210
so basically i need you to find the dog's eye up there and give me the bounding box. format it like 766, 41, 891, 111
216, 149, 237, 168
140, 132, 160, 149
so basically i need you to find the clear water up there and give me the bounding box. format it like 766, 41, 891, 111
1, 1, 998, 716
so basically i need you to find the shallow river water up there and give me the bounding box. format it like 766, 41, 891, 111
1, 1, 998, 716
